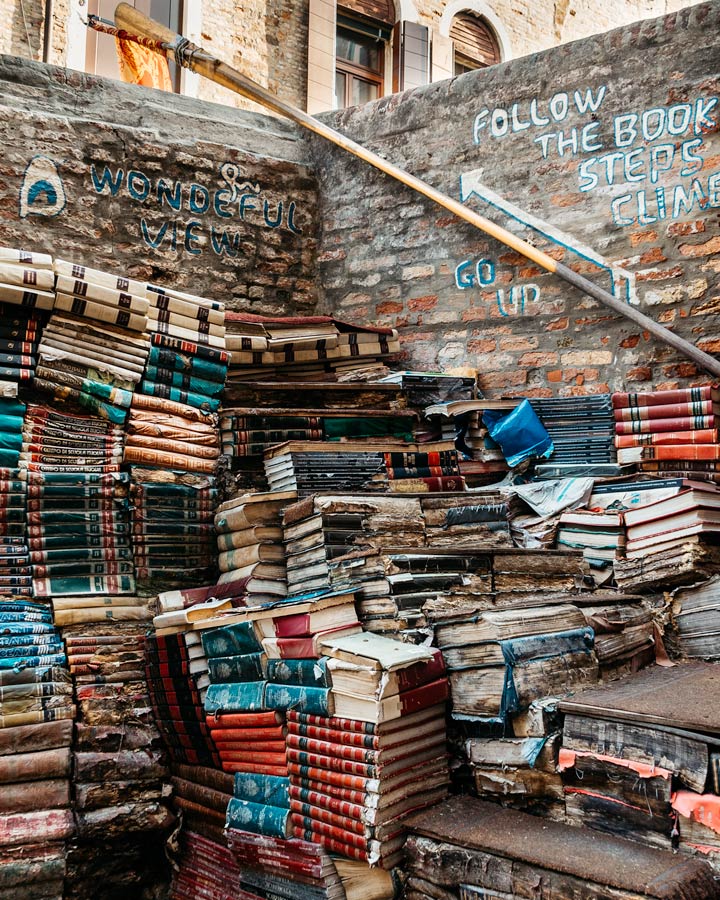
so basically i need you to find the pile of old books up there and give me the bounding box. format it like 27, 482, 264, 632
19, 405, 135, 600
264, 442, 388, 496
142, 284, 227, 412
556, 508, 625, 571
63, 616, 172, 900
403, 794, 717, 900
214, 490, 291, 598
125, 394, 222, 590
531, 394, 619, 477
34, 258, 152, 423
0, 247, 55, 398
224, 313, 400, 383
558, 664, 720, 869
0, 599, 75, 900
613, 385, 720, 480
668, 576, 720, 659
0, 458, 29, 599
287, 631, 449, 867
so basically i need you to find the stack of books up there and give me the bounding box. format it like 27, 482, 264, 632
434, 604, 598, 722
287, 631, 450, 868
558, 663, 720, 864
142, 285, 227, 412
623, 482, 720, 558
124, 393, 221, 475
0, 651, 74, 900
0, 400, 26, 471
264, 441, 387, 496
224, 313, 400, 383
169, 764, 234, 843
556, 509, 625, 570
668, 575, 720, 659
201, 619, 289, 777
214, 490, 293, 598
67, 619, 171, 860
145, 630, 218, 768
19, 406, 135, 600
34, 258, 152, 423
383, 444, 465, 493
575, 593, 657, 677
225, 827, 396, 900
403, 795, 717, 900
529, 394, 618, 476
0, 461, 29, 599
129, 470, 219, 590
0, 247, 55, 397
612, 386, 720, 480
169, 827, 244, 900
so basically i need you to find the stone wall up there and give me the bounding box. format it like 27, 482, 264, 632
0, 55, 319, 313
309, 2, 720, 396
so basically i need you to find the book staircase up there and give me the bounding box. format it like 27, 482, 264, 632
1, 243, 720, 898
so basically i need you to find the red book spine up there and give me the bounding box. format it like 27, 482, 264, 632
287, 762, 370, 793
615, 416, 717, 435
292, 827, 369, 861
290, 816, 369, 851
213, 741, 287, 753
612, 386, 712, 408
414, 476, 465, 492
614, 399, 714, 421
287, 734, 378, 765
273, 612, 312, 638
287, 722, 378, 750
205, 711, 283, 729
287, 710, 376, 735
208, 726, 286, 743
396, 650, 446, 691
398, 677, 450, 715
289, 784, 365, 821
290, 800, 368, 838
222, 762, 289, 776
287, 748, 375, 778
615, 429, 720, 448
637, 444, 720, 461
217, 750, 286, 765
294, 777, 368, 807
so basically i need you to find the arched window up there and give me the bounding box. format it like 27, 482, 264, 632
334, 2, 394, 109
450, 11, 500, 75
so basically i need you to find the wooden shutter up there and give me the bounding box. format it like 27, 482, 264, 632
338, 1, 394, 26
450, 13, 500, 67
392, 21, 429, 93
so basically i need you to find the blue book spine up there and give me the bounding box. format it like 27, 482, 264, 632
225, 799, 289, 838
264, 683, 332, 717
204, 680, 267, 714
208, 653, 266, 684
0, 653, 67, 669
144, 365, 224, 397
233, 774, 291, 808
500, 627, 595, 666
202, 622, 263, 658
266, 657, 332, 688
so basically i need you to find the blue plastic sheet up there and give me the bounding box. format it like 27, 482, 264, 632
483, 399, 553, 467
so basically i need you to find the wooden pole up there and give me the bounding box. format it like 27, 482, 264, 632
114, 2, 720, 379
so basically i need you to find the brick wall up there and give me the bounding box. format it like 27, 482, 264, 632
309, 2, 720, 396
0, 0, 708, 113
0, 55, 319, 313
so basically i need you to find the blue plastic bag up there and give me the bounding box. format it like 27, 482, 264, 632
483, 399, 554, 468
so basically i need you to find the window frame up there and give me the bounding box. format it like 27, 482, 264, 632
334, 20, 386, 109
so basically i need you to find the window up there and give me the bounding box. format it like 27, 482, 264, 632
334, 24, 384, 109
84, 0, 184, 91
449, 11, 501, 74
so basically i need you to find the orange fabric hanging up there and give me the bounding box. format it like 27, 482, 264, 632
115, 37, 172, 91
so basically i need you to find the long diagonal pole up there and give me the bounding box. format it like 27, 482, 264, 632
111, 2, 720, 378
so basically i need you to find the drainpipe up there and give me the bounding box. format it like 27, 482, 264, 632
42, 0, 54, 63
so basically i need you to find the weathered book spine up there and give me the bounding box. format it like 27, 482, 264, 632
32, 574, 136, 596
30, 378, 128, 424
151, 332, 229, 364
204, 711, 283, 729
287, 710, 377, 735
612, 386, 713, 408
138, 380, 221, 412
286, 763, 375, 794
201, 622, 263, 658
287, 735, 380, 767
204, 681, 267, 714
0, 778, 70, 814
148, 346, 227, 380
614, 399, 715, 421
208, 653, 266, 684
0, 809, 74, 847
287, 721, 378, 749
264, 684, 333, 717
225, 798, 290, 838
144, 365, 224, 397
0, 747, 71, 782
0, 284, 55, 310
123, 446, 218, 473
266, 658, 331, 688
291, 818, 369, 858
169, 778, 231, 814
286, 747, 377, 779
